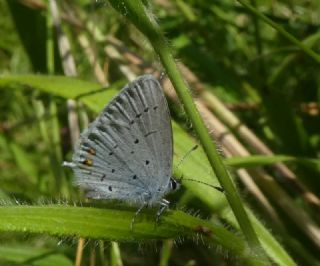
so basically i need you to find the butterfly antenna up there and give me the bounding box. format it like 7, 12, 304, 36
174, 145, 199, 171
182, 178, 224, 193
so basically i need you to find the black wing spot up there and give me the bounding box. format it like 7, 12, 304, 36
134, 139, 139, 144
97, 126, 107, 135
108, 186, 112, 191
100, 174, 106, 181
89, 134, 98, 142
133, 175, 137, 180
111, 169, 115, 173
107, 108, 114, 114
136, 113, 142, 118
144, 107, 149, 112
153, 106, 158, 110
117, 97, 123, 104
146, 160, 150, 165
109, 151, 113, 156
111, 122, 122, 132
128, 89, 135, 97
145, 130, 157, 137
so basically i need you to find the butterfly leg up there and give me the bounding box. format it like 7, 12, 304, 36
130, 202, 147, 231
156, 198, 170, 224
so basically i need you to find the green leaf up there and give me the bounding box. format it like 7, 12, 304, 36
0, 74, 122, 112
0, 205, 259, 265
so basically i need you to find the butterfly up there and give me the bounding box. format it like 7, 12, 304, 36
64, 75, 180, 227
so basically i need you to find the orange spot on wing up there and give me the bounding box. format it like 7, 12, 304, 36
88, 148, 96, 155
83, 159, 93, 166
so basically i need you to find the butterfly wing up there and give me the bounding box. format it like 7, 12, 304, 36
70, 75, 173, 205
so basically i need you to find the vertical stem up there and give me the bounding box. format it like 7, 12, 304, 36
107, 0, 267, 263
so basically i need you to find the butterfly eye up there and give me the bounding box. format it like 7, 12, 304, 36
170, 178, 180, 191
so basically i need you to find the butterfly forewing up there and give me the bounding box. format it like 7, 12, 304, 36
71, 75, 173, 204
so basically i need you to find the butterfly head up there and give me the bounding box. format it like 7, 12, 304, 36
156, 177, 180, 196
169, 177, 180, 192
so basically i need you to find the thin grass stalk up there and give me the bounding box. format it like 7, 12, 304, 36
107, 0, 267, 263
237, 0, 320, 63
